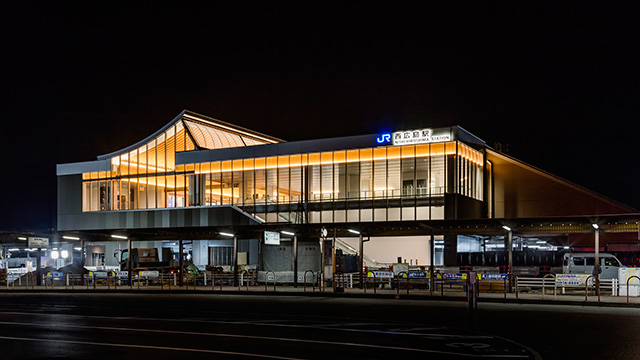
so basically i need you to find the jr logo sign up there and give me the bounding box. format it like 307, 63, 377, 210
376, 133, 391, 144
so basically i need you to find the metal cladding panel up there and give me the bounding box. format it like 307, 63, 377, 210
57, 175, 83, 216
56, 160, 111, 176
56, 207, 260, 231
176, 134, 380, 164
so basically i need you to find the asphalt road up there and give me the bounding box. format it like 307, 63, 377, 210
0, 292, 638, 359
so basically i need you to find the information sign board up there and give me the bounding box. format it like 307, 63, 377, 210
28, 237, 49, 248
116, 271, 129, 278
264, 231, 280, 245
392, 263, 409, 275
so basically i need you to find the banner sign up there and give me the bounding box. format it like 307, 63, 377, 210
138, 270, 159, 277
47, 272, 64, 278
115, 271, 129, 278
555, 274, 592, 286
367, 271, 394, 279
90, 271, 110, 278
408, 272, 427, 279
479, 273, 508, 281
443, 273, 467, 280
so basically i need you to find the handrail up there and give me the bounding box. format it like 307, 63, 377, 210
365, 272, 378, 294
303, 270, 314, 292
395, 271, 409, 297
584, 275, 595, 301
627, 275, 640, 303
265, 270, 276, 291
542, 274, 556, 299
239, 271, 249, 291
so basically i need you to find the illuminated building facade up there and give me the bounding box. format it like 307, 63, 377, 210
56, 110, 636, 270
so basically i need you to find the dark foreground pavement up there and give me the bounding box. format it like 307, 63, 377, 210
0, 292, 639, 359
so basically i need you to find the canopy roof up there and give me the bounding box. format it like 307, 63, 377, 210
98, 110, 283, 161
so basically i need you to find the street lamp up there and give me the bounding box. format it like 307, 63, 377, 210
503, 225, 513, 292
593, 223, 601, 300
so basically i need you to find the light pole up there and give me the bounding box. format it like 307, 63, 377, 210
503, 225, 513, 292
593, 223, 601, 300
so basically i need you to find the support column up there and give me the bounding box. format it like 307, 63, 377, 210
233, 236, 238, 287
178, 239, 184, 287
127, 238, 132, 285
594, 226, 600, 298
36, 248, 42, 286
507, 230, 513, 292
80, 239, 86, 285
429, 233, 435, 292
443, 234, 458, 266
358, 234, 364, 289
293, 235, 298, 288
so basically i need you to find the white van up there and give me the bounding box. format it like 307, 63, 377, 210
562, 253, 623, 279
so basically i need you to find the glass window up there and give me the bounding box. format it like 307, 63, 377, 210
156, 175, 166, 208
321, 163, 333, 200
430, 144, 446, 195
232, 170, 243, 205
387, 158, 401, 198
210, 171, 221, 206
360, 160, 372, 199
373, 158, 386, 199
290, 166, 302, 203
139, 143, 149, 175
335, 162, 346, 200
83, 182, 91, 211
347, 162, 359, 199
401, 152, 414, 197
176, 174, 186, 207
255, 167, 266, 203
278, 164, 290, 204
310, 165, 321, 201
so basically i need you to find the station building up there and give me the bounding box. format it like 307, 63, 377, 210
55, 110, 638, 282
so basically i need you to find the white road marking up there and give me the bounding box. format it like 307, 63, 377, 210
0, 335, 305, 359
0, 319, 532, 358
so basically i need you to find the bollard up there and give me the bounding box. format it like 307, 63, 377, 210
265, 270, 276, 291
467, 271, 477, 327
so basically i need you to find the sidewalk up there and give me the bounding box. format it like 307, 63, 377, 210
4, 284, 640, 307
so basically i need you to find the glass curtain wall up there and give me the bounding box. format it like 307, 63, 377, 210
83, 140, 484, 223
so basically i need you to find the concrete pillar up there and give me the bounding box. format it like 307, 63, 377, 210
233, 236, 238, 287
443, 235, 458, 266
293, 235, 298, 288
358, 234, 364, 288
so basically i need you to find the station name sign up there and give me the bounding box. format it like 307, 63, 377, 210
392, 128, 451, 145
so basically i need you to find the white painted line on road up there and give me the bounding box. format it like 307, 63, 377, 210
0, 320, 532, 358
0, 335, 305, 360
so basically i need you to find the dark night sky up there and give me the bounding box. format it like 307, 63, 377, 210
2, 3, 639, 231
